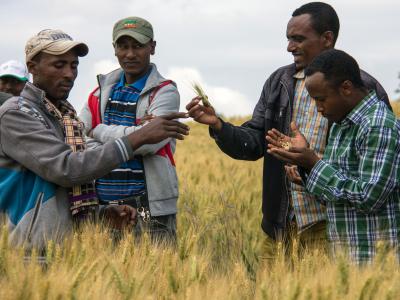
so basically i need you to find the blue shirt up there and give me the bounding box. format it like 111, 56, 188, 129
96, 70, 150, 202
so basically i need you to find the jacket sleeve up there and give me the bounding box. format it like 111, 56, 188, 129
91, 84, 180, 156
208, 80, 269, 161
0, 108, 134, 188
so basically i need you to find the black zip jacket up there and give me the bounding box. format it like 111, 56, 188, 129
210, 63, 391, 240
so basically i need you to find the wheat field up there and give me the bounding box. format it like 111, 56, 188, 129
0, 111, 400, 299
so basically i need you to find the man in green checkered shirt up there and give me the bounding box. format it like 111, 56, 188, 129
266, 49, 400, 264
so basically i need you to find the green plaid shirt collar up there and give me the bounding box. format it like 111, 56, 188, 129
341, 90, 377, 126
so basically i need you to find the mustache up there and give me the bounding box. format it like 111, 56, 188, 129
59, 81, 74, 88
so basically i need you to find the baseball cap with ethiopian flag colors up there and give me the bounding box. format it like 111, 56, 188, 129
113, 17, 154, 44
25, 29, 89, 62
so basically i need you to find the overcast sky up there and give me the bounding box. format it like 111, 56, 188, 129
1, 0, 399, 116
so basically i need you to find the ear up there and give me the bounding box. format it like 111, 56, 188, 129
322, 31, 334, 49
150, 41, 156, 55
339, 80, 353, 97
113, 42, 117, 56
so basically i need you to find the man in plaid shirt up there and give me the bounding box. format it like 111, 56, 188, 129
267, 49, 400, 263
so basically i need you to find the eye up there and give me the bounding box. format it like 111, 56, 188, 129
54, 62, 64, 69
117, 43, 129, 50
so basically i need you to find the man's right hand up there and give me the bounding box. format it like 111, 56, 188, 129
127, 112, 189, 149
186, 97, 222, 131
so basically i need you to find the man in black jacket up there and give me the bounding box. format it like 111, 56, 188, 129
186, 2, 391, 262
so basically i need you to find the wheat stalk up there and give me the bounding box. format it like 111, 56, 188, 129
192, 82, 212, 108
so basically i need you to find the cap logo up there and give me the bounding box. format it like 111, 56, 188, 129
123, 20, 137, 29
49, 33, 73, 41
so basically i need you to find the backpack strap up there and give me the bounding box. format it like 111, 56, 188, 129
146, 80, 176, 166
149, 80, 173, 105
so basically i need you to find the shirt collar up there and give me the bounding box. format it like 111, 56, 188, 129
293, 69, 305, 79
341, 90, 378, 126
114, 66, 152, 91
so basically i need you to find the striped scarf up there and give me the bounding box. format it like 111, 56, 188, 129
44, 98, 98, 223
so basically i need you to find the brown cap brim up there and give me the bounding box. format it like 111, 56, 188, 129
42, 41, 89, 57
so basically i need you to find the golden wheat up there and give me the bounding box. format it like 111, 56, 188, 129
0, 112, 399, 299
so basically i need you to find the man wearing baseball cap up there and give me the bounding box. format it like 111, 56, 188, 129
0, 29, 189, 251
0, 60, 29, 104
79, 17, 181, 244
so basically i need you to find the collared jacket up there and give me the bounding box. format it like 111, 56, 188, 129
0, 83, 134, 250
210, 63, 391, 240
79, 63, 180, 216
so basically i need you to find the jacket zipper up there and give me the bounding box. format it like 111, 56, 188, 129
97, 75, 103, 123
279, 80, 293, 229
135, 87, 151, 217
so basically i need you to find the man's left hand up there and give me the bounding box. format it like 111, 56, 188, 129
103, 205, 137, 230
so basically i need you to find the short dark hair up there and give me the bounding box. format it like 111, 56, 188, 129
292, 2, 340, 45
305, 49, 365, 89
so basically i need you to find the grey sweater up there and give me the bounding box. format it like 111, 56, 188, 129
0, 83, 135, 250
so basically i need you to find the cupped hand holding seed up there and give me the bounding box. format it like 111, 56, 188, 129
266, 122, 320, 170
266, 122, 308, 150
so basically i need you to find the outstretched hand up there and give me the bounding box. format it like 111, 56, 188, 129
128, 112, 190, 148
266, 122, 320, 171
186, 97, 222, 130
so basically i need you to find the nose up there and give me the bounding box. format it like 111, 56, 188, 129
64, 66, 77, 81
287, 40, 296, 53
125, 48, 137, 59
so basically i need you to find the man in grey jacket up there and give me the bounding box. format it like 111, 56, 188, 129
0, 29, 189, 251
79, 17, 180, 243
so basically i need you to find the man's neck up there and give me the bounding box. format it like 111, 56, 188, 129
124, 65, 151, 85
32, 82, 63, 108
351, 88, 369, 107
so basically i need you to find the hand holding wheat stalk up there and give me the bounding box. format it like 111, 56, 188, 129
192, 82, 212, 108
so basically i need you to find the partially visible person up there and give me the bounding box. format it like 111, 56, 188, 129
266, 49, 400, 264
80, 17, 180, 244
0, 60, 29, 96
0, 29, 189, 252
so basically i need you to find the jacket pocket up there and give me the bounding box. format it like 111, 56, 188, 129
26, 192, 43, 243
